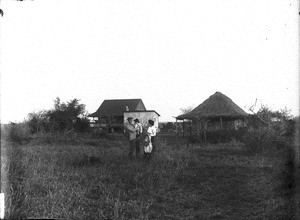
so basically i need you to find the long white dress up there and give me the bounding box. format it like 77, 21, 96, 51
144, 135, 153, 153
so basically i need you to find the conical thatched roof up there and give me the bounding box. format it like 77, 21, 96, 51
177, 92, 248, 120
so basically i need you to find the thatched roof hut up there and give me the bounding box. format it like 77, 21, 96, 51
176, 92, 248, 142
176, 92, 248, 120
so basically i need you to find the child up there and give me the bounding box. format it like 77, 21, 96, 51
143, 134, 152, 159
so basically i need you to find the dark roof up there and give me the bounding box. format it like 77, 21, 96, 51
177, 92, 248, 120
89, 99, 146, 117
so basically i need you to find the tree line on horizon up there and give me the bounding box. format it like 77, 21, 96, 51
4, 97, 299, 149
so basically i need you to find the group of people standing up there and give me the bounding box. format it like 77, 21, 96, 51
124, 117, 157, 159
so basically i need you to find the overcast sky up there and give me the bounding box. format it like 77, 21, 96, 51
0, 0, 299, 123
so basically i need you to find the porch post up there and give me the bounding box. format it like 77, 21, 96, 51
182, 119, 185, 138
220, 118, 223, 129
176, 118, 178, 137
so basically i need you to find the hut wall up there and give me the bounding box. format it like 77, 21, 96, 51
207, 120, 222, 131
190, 118, 245, 134
206, 119, 245, 131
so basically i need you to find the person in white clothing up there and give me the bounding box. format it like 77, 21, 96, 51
134, 118, 143, 134
143, 134, 152, 159
147, 119, 157, 156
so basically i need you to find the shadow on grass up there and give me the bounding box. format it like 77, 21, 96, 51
70, 155, 103, 167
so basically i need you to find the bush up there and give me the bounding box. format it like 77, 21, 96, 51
26, 97, 90, 134
47, 98, 87, 132
4, 123, 31, 144
27, 111, 49, 134
241, 125, 294, 155
74, 117, 90, 133
188, 128, 247, 144
241, 106, 296, 154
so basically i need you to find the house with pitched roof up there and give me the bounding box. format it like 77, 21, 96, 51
89, 99, 160, 133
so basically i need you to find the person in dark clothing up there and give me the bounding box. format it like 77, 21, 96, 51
134, 118, 143, 158
124, 117, 138, 159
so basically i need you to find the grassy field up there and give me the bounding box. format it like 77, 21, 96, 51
1, 132, 296, 219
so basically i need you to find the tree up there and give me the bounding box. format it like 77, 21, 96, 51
26, 97, 90, 133
165, 122, 174, 130
27, 110, 49, 133
246, 102, 296, 152
47, 97, 88, 132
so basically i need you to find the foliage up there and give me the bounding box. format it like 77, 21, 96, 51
47, 97, 87, 132
247, 105, 294, 134
165, 122, 174, 130
27, 111, 49, 133
3, 123, 31, 144
243, 106, 296, 154
73, 117, 90, 133
192, 129, 247, 144
26, 97, 90, 134
160, 122, 175, 132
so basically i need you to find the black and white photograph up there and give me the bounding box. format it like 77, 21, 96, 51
0, 0, 299, 219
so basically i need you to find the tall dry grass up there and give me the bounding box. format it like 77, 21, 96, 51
1, 127, 296, 219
